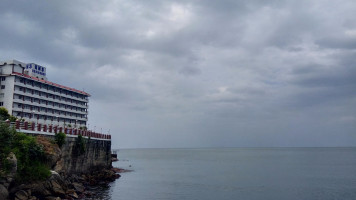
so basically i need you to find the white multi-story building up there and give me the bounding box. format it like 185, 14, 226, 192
0, 59, 89, 127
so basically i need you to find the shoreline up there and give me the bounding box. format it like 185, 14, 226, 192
4, 167, 123, 200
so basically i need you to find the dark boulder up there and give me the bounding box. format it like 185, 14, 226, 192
0, 184, 9, 200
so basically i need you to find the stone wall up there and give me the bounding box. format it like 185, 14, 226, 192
22, 134, 112, 176
57, 137, 112, 175
35, 135, 113, 176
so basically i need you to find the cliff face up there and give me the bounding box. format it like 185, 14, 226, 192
1, 134, 113, 199
29, 134, 112, 176
57, 137, 112, 175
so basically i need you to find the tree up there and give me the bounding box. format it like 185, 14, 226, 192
9, 115, 17, 122
0, 107, 10, 120
54, 132, 66, 148
0, 122, 50, 181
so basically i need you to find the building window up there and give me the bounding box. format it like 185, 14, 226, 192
0, 93, 4, 98
1, 77, 5, 81
1, 85, 5, 89
0, 102, 3, 106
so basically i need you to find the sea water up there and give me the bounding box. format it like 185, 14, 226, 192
92, 148, 356, 200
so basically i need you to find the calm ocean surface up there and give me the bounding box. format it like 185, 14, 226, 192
92, 148, 356, 200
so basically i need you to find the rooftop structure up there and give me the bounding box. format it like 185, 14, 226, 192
0, 59, 89, 127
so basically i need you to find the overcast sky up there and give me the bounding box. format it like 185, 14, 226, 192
1, 0, 355, 148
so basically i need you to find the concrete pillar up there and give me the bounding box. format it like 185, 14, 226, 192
15, 120, 20, 129
37, 123, 41, 131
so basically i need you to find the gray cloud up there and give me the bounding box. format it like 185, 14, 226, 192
1, 0, 355, 148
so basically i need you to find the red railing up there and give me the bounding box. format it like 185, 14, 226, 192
6, 120, 111, 140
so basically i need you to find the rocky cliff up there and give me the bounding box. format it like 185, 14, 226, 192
53, 136, 112, 176
0, 135, 115, 200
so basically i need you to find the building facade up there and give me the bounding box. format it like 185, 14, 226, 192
0, 60, 89, 127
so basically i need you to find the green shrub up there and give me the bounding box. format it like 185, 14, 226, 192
0, 107, 10, 120
0, 122, 50, 182
11, 132, 49, 182
16, 161, 51, 182
9, 115, 17, 122
0, 123, 15, 166
76, 134, 86, 155
54, 132, 66, 147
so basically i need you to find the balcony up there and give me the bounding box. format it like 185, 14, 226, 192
14, 82, 89, 103
13, 94, 88, 115
12, 107, 88, 121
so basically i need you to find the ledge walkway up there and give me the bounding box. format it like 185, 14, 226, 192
5, 120, 111, 141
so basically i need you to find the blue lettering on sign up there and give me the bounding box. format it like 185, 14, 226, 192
26, 63, 46, 77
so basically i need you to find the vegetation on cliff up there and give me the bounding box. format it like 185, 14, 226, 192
0, 122, 51, 182
0, 107, 17, 122
0, 119, 116, 199
75, 134, 87, 155
0, 108, 10, 120
54, 132, 66, 148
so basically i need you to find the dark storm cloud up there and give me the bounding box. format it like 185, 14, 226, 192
179, 66, 201, 76
290, 61, 356, 88
316, 35, 356, 49
1, 0, 355, 148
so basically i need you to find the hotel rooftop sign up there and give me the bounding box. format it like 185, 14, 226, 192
25, 63, 47, 80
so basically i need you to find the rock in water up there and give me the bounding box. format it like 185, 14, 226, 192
0, 184, 9, 200
50, 180, 65, 196
44, 196, 61, 200
68, 190, 79, 199
14, 190, 29, 200
48, 171, 66, 196
72, 182, 85, 193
